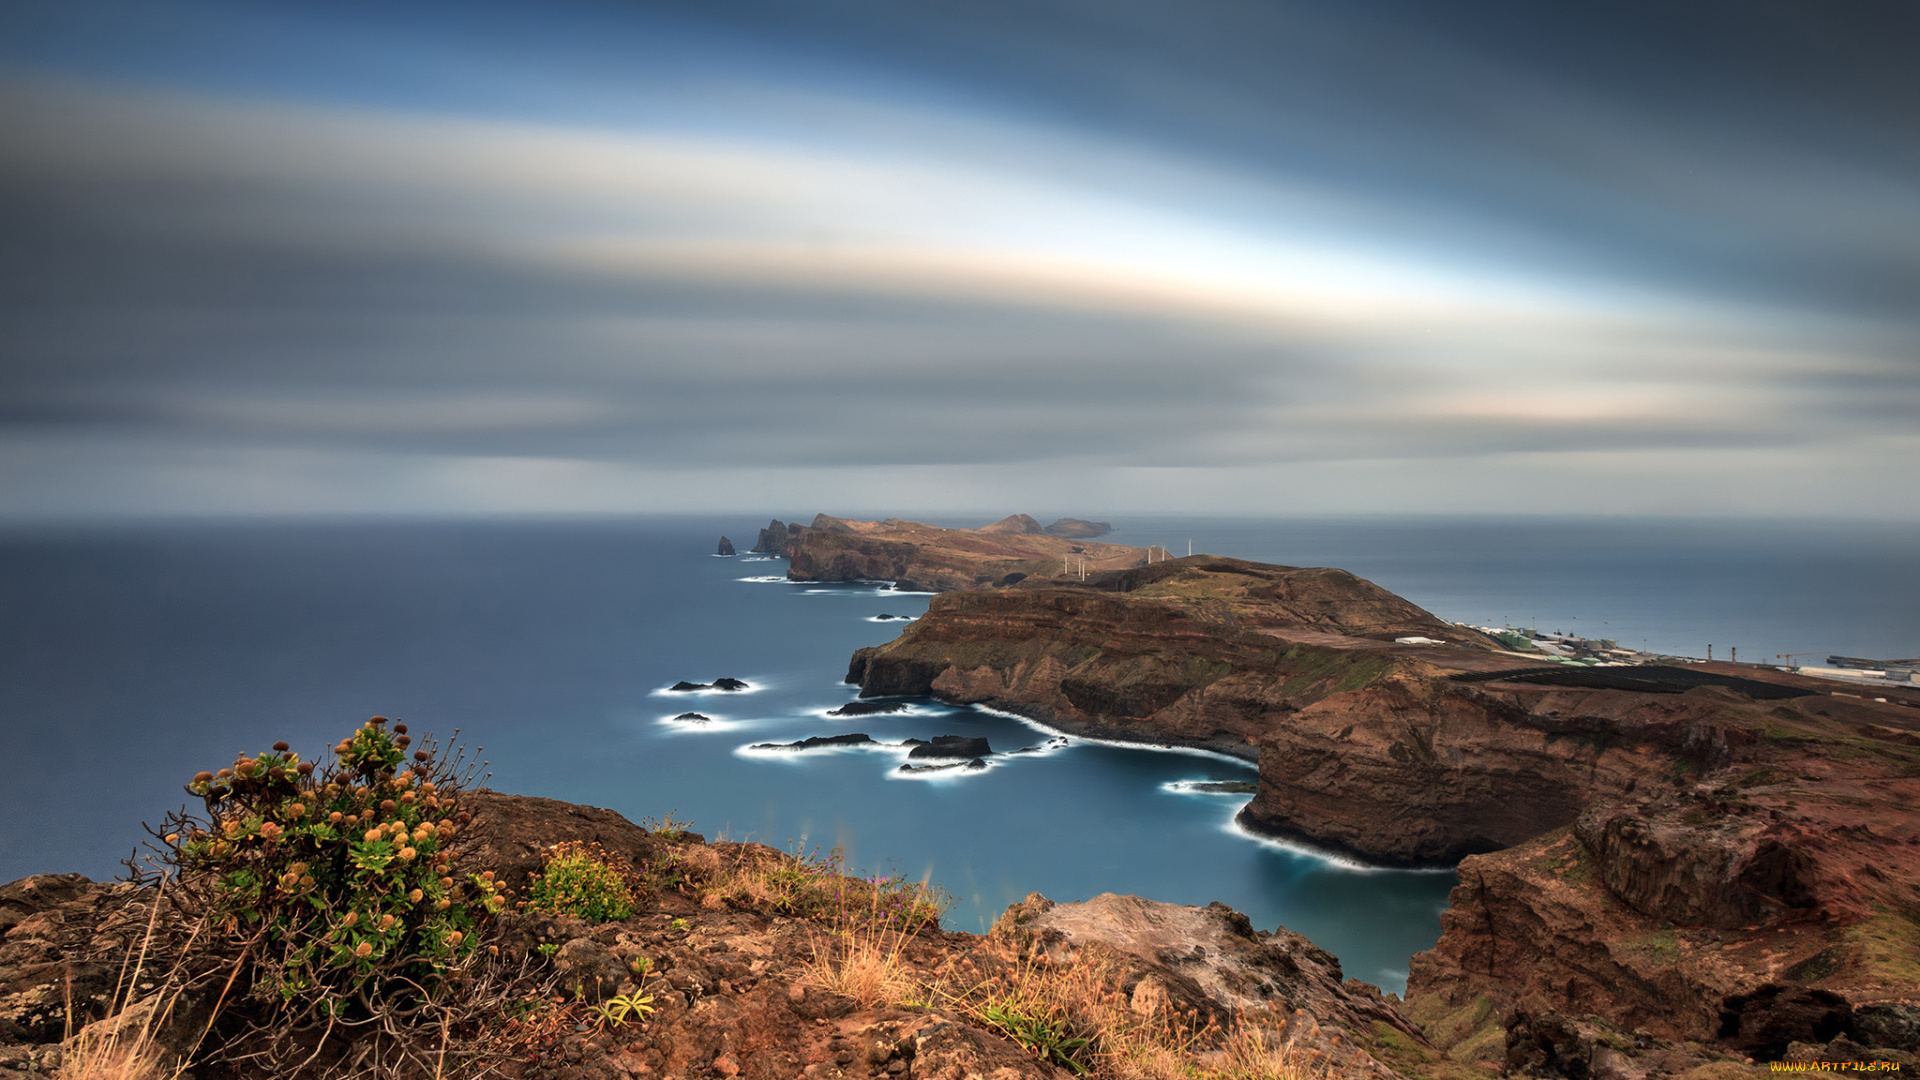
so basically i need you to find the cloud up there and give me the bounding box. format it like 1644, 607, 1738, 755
0, 70, 1914, 519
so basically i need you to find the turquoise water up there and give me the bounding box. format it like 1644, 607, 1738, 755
3, 515, 1913, 992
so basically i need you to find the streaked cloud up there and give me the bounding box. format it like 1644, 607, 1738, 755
1, 0, 1916, 520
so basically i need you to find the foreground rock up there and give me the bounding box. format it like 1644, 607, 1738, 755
0, 792, 1487, 1080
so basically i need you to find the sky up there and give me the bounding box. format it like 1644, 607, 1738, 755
2, 0, 1917, 520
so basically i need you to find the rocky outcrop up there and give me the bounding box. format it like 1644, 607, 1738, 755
989, 892, 1428, 1078
1572, 800, 1819, 930
1043, 518, 1113, 538
716, 536, 735, 556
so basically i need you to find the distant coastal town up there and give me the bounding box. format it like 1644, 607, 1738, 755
1465, 623, 1918, 690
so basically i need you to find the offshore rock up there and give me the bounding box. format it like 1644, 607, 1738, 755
748, 734, 877, 751
1042, 518, 1113, 538
906, 735, 992, 759
716, 535, 735, 556
825, 700, 909, 716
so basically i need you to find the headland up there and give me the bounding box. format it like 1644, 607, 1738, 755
815, 514, 1920, 1074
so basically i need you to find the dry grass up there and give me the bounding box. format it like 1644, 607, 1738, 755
688, 842, 946, 932
932, 945, 1328, 1080
1202, 1017, 1324, 1080
56, 883, 203, 1080
800, 923, 925, 1009
57, 1022, 167, 1080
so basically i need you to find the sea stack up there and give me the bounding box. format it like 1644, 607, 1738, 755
716, 535, 736, 556
750, 519, 791, 554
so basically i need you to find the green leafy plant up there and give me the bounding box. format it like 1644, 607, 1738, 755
134, 717, 499, 1045
668, 918, 690, 931
536, 943, 560, 957
524, 840, 637, 922
588, 987, 656, 1031
977, 999, 1093, 1075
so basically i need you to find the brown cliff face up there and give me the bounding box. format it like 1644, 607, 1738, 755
1404, 694, 1920, 1061
1237, 683, 1673, 865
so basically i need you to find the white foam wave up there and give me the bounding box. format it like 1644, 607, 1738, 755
1221, 814, 1453, 875
735, 575, 789, 583
1161, 779, 1258, 797
971, 706, 1258, 766
865, 615, 918, 624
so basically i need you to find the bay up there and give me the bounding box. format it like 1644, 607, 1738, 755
1, 514, 1913, 993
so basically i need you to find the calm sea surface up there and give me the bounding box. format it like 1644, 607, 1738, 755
2, 515, 1915, 993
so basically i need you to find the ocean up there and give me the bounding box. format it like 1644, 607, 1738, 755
2, 514, 1914, 993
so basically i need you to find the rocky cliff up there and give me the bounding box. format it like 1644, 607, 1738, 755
843, 554, 1920, 1074
1404, 692, 1920, 1069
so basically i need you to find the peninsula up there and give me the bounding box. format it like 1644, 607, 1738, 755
816, 515, 1920, 1074
750, 514, 1150, 593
